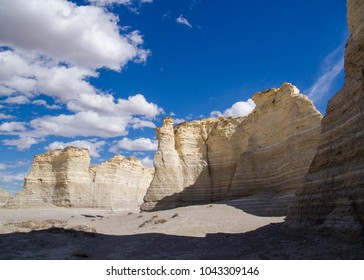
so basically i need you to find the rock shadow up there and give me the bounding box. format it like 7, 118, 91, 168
147, 170, 293, 217
1, 222, 363, 260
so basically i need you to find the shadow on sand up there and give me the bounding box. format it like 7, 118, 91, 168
1, 223, 363, 260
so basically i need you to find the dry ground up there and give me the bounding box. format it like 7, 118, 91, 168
0, 204, 363, 259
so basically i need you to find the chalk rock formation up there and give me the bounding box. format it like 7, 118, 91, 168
6, 147, 154, 210
0, 188, 11, 207
142, 83, 322, 214
285, 0, 364, 237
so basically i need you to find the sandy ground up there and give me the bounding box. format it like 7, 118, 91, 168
0, 203, 363, 259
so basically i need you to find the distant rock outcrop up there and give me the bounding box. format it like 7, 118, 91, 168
6, 147, 154, 210
0, 188, 12, 207
142, 83, 322, 215
285, 0, 364, 237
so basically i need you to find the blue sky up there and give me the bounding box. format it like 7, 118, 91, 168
0, 0, 347, 194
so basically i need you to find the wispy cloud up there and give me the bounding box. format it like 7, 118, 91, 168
176, 14, 193, 28
306, 44, 345, 102
190, 0, 201, 10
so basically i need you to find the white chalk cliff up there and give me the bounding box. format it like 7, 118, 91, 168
142, 83, 322, 215
6, 147, 154, 210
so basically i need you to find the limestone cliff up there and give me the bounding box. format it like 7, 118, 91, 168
0, 188, 11, 207
285, 0, 364, 237
6, 147, 154, 210
142, 83, 322, 214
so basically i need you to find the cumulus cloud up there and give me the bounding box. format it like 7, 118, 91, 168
211, 99, 255, 118
110, 137, 158, 153
176, 14, 193, 28
0, 122, 26, 132
0, 0, 149, 70
2, 136, 38, 150
32, 100, 62, 110
0, 113, 13, 119
29, 112, 130, 138
306, 44, 345, 102
46, 139, 106, 158
0, 0, 164, 150
141, 156, 154, 168
1, 95, 30, 105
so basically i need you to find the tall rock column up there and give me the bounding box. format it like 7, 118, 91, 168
141, 117, 185, 210
285, 0, 364, 237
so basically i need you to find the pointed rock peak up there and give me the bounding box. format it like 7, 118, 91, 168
107, 154, 125, 163
279, 82, 300, 95
125, 156, 142, 164
162, 117, 174, 127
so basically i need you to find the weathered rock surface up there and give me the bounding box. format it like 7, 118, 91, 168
0, 188, 11, 206
142, 83, 322, 215
285, 0, 364, 237
6, 147, 154, 210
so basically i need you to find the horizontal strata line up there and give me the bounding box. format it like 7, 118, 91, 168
321, 111, 361, 136
294, 190, 364, 201
306, 167, 364, 183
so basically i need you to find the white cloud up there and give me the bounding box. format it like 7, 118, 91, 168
118, 94, 164, 119
32, 100, 62, 110
2, 137, 38, 150
141, 156, 154, 168
46, 139, 106, 158
1, 95, 30, 104
89, 0, 153, 7
211, 99, 255, 117
89, 0, 131, 5
110, 137, 158, 153
0, 113, 14, 119
0, 122, 26, 132
174, 118, 187, 124
0, 160, 30, 170
0, 163, 8, 170
0, 0, 164, 149
0, 171, 27, 183
0, 0, 148, 70
29, 112, 130, 138
176, 14, 193, 28
130, 118, 157, 130
306, 44, 345, 102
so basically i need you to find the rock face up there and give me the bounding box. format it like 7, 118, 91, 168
6, 147, 154, 210
142, 83, 322, 214
0, 188, 11, 207
285, 0, 364, 237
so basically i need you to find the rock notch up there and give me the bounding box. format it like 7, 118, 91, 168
142, 83, 322, 215
285, 0, 364, 237
6, 146, 154, 210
